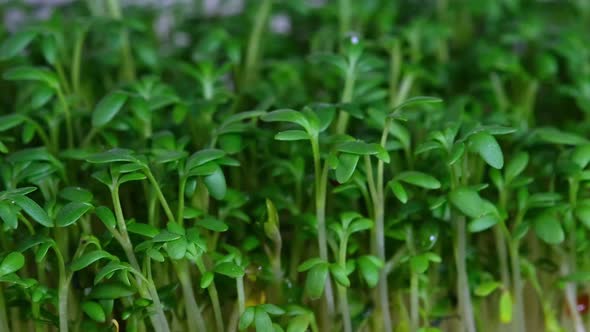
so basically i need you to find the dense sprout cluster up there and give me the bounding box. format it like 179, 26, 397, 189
0, 1, 590, 331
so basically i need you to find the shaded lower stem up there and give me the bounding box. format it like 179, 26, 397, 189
111, 187, 170, 332
454, 217, 476, 332
311, 137, 335, 327
175, 262, 207, 332
0, 285, 8, 332
509, 241, 526, 332
196, 257, 224, 332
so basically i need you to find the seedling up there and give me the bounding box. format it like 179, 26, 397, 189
0, 1, 589, 332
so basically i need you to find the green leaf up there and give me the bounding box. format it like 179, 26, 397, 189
200, 271, 214, 289
31, 85, 54, 109
469, 132, 504, 169
21, 122, 35, 144
0, 30, 37, 60
255, 307, 274, 332
448, 142, 465, 166
505, 152, 529, 183
1, 187, 37, 198
0, 114, 25, 132
482, 125, 516, 136
536, 128, 588, 146
263, 199, 280, 241
337, 141, 388, 161
424, 252, 441, 263
70, 250, 114, 271
186, 163, 218, 177
0, 201, 17, 229
468, 214, 499, 233
534, 213, 564, 245
261, 109, 310, 132
127, 222, 159, 238
475, 281, 501, 296
8, 147, 59, 165
286, 315, 311, 332
204, 168, 226, 200
34, 242, 50, 263
0, 140, 7, 154
259, 304, 285, 315
357, 255, 382, 288
56, 202, 93, 227
147, 248, 165, 262
348, 218, 373, 233
59, 187, 93, 203
183, 207, 203, 219
222, 110, 266, 127
298, 258, 325, 272
85, 149, 138, 164
304, 263, 328, 299
215, 262, 244, 278
94, 261, 130, 284
330, 264, 350, 287
88, 283, 136, 299
410, 255, 429, 274
92, 91, 128, 127
119, 172, 146, 184
335, 153, 359, 183
41, 35, 57, 65
13, 196, 53, 227
389, 181, 408, 204
239, 307, 255, 330
572, 145, 590, 169
389, 96, 443, 114
415, 141, 443, 155
449, 188, 486, 218
82, 301, 106, 322
3, 66, 59, 89
152, 150, 187, 164
499, 290, 512, 323
186, 149, 226, 170
275, 130, 309, 141
95, 206, 116, 229
198, 217, 228, 232
396, 171, 441, 189
119, 163, 145, 173
166, 238, 187, 260
153, 230, 182, 242
575, 205, 590, 229
0, 252, 25, 276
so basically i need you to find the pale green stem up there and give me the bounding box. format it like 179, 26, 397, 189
54, 246, 68, 332
144, 168, 175, 223
454, 216, 476, 332
509, 240, 526, 332
242, 0, 272, 88
310, 136, 335, 321
71, 29, 87, 98
175, 261, 207, 332
237, 276, 246, 315
338, 236, 352, 332
335, 64, 356, 135
567, 179, 586, 332
407, 227, 419, 331
106, 0, 136, 81
177, 177, 186, 225
196, 257, 224, 332
56, 88, 73, 149
111, 186, 170, 332
490, 73, 508, 112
